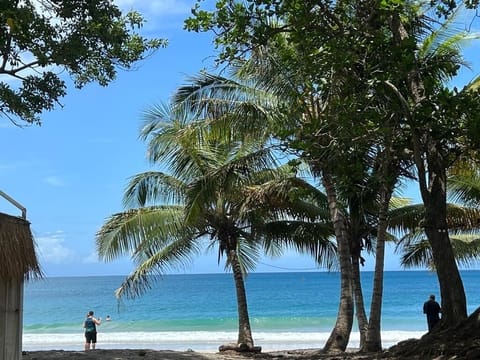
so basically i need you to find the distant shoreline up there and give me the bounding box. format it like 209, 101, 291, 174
31, 269, 480, 279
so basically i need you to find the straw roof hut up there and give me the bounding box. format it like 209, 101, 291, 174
0, 211, 42, 359
0, 212, 42, 280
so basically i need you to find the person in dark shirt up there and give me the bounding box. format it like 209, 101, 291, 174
423, 294, 441, 332
83, 310, 101, 351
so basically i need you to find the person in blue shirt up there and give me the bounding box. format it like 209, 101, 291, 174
423, 294, 441, 332
83, 310, 101, 351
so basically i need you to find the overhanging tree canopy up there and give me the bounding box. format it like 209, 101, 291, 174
0, 0, 166, 125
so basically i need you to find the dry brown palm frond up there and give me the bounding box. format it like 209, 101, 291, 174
0, 212, 42, 280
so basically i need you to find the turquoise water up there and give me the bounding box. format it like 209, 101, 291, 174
22, 271, 480, 351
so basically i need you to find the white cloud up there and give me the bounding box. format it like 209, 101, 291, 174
35, 231, 75, 264
43, 176, 65, 187
149, 0, 192, 15
114, 0, 191, 17
83, 252, 100, 264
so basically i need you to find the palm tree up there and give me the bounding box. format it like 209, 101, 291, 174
170, 62, 363, 352
169, 47, 419, 351
96, 96, 338, 351
97, 101, 283, 350
171, 68, 343, 265
392, 164, 480, 271
231, 1, 480, 349
386, 2, 480, 326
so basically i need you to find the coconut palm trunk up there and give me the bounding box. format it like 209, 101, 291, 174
348, 200, 369, 349
389, 10, 468, 327
227, 246, 255, 349
352, 257, 368, 349
322, 172, 354, 353
364, 186, 391, 351
422, 162, 467, 326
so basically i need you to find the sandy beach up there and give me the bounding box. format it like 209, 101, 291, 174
21, 348, 410, 360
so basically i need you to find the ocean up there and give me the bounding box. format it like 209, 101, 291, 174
22, 270, 480, 352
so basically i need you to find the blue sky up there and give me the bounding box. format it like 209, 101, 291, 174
0, 1, 478, 277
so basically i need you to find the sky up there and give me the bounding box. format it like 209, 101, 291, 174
0, 1, 478, 278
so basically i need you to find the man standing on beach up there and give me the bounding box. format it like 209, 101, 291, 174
423, 294, 441, 332
84, 310, 101, 351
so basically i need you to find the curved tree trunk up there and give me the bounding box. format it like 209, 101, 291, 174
228, 248, 255, 349
352, 257, 368, 349
421, 158, 467, 326
389, 11, 467, 327
364, 186, 391, 352
322, 172, 354, 353
349, 201, 368, 350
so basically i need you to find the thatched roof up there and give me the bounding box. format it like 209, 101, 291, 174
0, 212, 42, 280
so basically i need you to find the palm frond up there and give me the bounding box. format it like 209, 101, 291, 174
234, 238, 261, 274
389, 197, 414, 209
140, 102, 175, 141
107, 212, 204, 300
420, 4, 467, 57
140, 105, 213, 180
96, 206, 184, 261
115, 233, 202, 299
123, 172, 186, 208
399, 238, 435, 269
184, 145, 280, 224
171, 72, 279, 144
465, 75, 480, 91
259, 220, 337, 270
387, 203, 425, 235
445, 204, 480, 231
398, 233, 480, 270
448, 168, 480, 207
451, 236, 480, 268
418, 5, 479, 84
241, 175, 330, 221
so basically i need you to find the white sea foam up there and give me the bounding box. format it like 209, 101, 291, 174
22, 330, 425, 352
